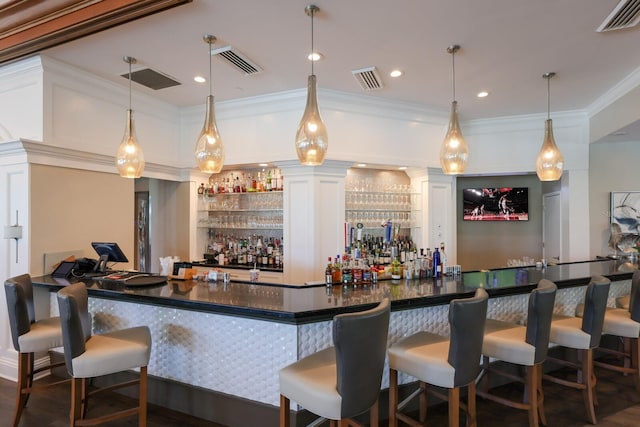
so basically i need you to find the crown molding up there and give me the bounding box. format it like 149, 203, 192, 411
0, 139, 191, 181
587, 65, 640, 117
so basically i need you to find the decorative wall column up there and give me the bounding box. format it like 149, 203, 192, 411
406, 167, 456, 265
277, 160, 351, 284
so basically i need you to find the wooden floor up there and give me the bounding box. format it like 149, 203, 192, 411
1, 363, 640, 427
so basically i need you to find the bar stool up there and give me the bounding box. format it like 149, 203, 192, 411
477, 279, 558, 427
5, 274, 68, 427
388, 288, 488, 427
577, 270, 640, 391
544, 276, 610, 425
279, 298, 390, 427
613, 269, 640, 310
57, 282, 152, 426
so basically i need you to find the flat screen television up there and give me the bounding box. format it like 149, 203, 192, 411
91, 242, 129, 263
462, 187, 529, 221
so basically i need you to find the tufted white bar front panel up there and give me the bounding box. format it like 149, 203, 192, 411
48, 279, 630, 407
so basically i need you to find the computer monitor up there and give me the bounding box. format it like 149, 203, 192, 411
91, 242, 129, 263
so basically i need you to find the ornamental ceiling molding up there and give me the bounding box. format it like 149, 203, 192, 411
0, 0, 191, 64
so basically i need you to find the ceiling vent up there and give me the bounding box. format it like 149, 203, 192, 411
120, 68, 181, 90
211, 45, 263, 75
352, 66, 383, 91
597, 0, 640, 32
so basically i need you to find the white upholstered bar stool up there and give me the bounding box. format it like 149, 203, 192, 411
544, 276, 610, 425
279, 298, 390, 427
388, 288, 488, 427
477, 279, 558, 427
4, 274, 68, 427
57, 282, 152, 426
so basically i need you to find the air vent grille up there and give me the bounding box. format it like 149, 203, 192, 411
352, 66, 383, 91
597, 0, 640, 32
120, 68, 181, 90
211, 46, 262, 75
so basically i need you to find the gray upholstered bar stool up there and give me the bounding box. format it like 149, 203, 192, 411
5, 274, 67, 427
477, 279, 558, 427
577, 270, 640, 391
613, 269, 640, 310
544, 275, 610, 425
279, 298, 390, 427
388, 288, 488, 427
57, 282, 152, 426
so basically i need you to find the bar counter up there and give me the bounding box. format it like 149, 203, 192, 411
30, 258, 638, 426
33, 258, 636, 324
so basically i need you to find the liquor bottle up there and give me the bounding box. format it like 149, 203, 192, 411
440, 242, 447, 276
332, 255, 342, 283
341, 256, 353, 284
325, 257, 333, 286
432, 247, 441, 278
266, 170, 272, 191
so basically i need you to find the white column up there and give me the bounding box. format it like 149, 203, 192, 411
0, 148, 30, 381
278, 160, 350, 284
406, 168, 456, 265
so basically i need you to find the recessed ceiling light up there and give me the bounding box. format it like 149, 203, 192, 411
398, 166, 407, 170
194, 76, 206, 83
259, 163, 269, 167
477, 91, 489, 98
357, 163, 367, 167
308, 52, 323, 61
611, 131, 627, 136
390, 69, 403, 78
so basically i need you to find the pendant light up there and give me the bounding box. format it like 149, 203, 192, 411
440, 45, 469, 175
536, 72, 564, 181
195, 34, 225, 174
295, 4, 328, 166
115, 56, 145, 178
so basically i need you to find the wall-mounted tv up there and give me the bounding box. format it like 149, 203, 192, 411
463, 187, 529, 221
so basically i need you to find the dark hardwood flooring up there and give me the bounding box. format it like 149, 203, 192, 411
1, 363, 640, 426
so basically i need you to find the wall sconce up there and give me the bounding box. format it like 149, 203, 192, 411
3, 210, 22, 263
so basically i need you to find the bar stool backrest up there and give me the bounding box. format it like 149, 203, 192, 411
448, 288, 488, 387
334, 298, 390, 419
57, 282, 93, 376
630, 270, 640, 322
4, 274, 35, 351
526, 279, 558, 364
580, 275, 611, 349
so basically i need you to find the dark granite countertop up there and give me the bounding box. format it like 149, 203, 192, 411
32, 258, 638, 325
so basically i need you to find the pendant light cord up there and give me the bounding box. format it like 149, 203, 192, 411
451, 49, 456, 102
547, 75, 550, 120
208, 39, 213, 96
128, 59, 132, 110
310, 7, 315, 76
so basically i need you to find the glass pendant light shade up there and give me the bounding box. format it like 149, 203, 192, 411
295, 74, 328, 165
536, 119, 564, 181
195, 94, 225, 173
116, 56, 144, 178
536, 72, 563, 181
195, 34, 224, 173
116, 109, 145, 178
440, 100, 469, 174
440, 44, 467, 175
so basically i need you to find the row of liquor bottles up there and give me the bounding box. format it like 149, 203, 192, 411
326, 242, 448, 285
204, 233, 284, 269
198, 168, 284, 195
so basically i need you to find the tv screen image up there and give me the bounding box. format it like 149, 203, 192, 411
463, 187, 529, 221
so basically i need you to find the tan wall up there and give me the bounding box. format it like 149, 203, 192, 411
30, 164, 134, 274
457, 174, 543, 270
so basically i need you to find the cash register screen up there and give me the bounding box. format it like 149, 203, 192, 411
91, 242, 129, 263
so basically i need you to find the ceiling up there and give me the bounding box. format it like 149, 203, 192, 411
40, 0, 640, 130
